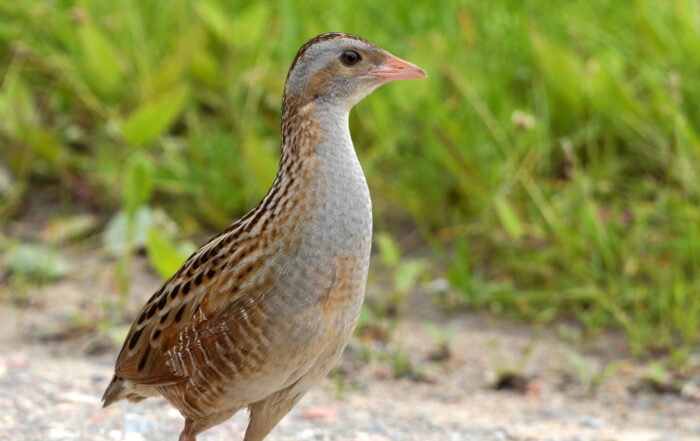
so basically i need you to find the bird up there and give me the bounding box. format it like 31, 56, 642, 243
102, 32, 426, 441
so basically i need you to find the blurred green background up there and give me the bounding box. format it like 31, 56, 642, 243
1, 0, 700, 362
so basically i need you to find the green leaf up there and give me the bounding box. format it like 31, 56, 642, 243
122, 85, 189, 146
239, 133, 278, 192
376, 232, 401, 267
191, 49, 220, 86
194, 0, 231, 44
123, 154, 154, 218
0, 78, 35, 134
146, 228, 190, 279
78, 21, 123, 98
394, 260, 425, 293
103, 207, 153, 255
3, 244, 71, 280
529, 30, 584, 115
25, 128, 63, 164
40, 214, 98, 244
103, 207, 181, 256
230, 3, 271, 44
494, 197, 524, 240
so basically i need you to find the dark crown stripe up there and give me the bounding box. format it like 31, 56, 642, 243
286, 32, 374, 82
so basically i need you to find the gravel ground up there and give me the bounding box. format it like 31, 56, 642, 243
1, 251, 699, 441
2, 326, 699, 441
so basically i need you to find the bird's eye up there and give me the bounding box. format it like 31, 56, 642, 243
340, 50, 361, 66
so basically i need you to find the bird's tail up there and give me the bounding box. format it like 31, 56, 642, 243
102, 375, 157, 407
102, 374, 126, 407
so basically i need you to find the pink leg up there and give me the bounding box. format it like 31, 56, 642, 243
179, 409, 237, 441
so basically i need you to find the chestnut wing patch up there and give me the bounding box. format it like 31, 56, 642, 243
114, 230, 271, 386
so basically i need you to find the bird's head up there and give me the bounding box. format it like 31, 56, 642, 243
283, 33, 427, 113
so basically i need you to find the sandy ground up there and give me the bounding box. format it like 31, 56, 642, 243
1, 251, 699, 441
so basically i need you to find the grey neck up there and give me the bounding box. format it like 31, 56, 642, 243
302, 101, 372, 254
312, 102, 353, 159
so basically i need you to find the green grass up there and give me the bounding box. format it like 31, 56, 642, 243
2, 0, 700, 360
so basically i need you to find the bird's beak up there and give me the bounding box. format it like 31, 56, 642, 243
370, 54, 428, 81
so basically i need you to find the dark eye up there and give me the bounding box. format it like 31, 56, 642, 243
340, 50, 361, 66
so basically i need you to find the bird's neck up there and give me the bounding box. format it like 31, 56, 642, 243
279, 95, 359, 173
274, 94, 371, 235
234, 93, 372, 292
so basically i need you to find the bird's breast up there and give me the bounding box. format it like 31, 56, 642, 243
262, 139, 372, 334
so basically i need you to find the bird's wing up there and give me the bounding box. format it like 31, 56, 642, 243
113, 223, 274, 386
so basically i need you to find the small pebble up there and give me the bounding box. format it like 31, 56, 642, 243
301, 406, 338, 424
353, 432, 389, 441
49, 428, 74, 439
58, 391, 100, 405
123, 412, 159, 434
579, 416, 603, 429
430, 278, 451, 294
296, 428, 317, 441
541, 407, 569, 420
124, 432, 145, 441
491, 428, 508, 441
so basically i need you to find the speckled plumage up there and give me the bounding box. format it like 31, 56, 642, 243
102, 33, 426, 441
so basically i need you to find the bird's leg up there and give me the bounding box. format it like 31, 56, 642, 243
179, 409, 237, 441
244, 392, 304, 441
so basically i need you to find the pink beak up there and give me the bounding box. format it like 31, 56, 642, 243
370, 54, 427, 81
